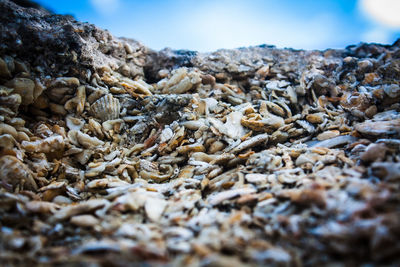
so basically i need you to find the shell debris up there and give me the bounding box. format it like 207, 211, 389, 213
0, 3, 400, 266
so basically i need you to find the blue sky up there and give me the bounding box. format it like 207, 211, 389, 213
35, 0, 400, 52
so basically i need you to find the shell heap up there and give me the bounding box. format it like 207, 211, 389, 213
1, 2, 400, 267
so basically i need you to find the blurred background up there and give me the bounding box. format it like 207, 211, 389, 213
34, 0, 400, 52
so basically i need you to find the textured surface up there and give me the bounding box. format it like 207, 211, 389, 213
1, 0, 400, 266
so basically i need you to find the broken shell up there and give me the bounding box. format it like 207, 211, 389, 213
223, 111, 247, 139
139, 164, 174, 182
25, 201, 60, 214
161, 68, 186, 91
355, 119, 400, 137
50, 77, 80, 88
360, 143, 387, 163
208, 187, 256, 205
122, 80, 153, 96
66, 116, 85, 131
21, 135, 64, 154
245, 173, 268, 184
231, 133, 269, 153
102, 119, 124, 133
5, 78, 35, 105
64, 85, 86, 114
85, 162, 107, 178
90, 94, 121, 122
49, 102, 68, 115
69, 130, 104, 148
371, 162, 400, 181
0, 57, 12, 78
70, 214, 99, 228
2, 11, 400, 266
161, 68, 201, 94
0, 155, 37, 191
159, 127, 174, 143
53, 199, 110, 221
266, 101, 285, 117
0, 134, 16, 150
383, 84, 400, 98
0, 123, 18, 139
306, 113, 325, 124
311, 135, 357, 148
145, 197, 167, 222
317, 130, 340, 141
177, 143, 205, 154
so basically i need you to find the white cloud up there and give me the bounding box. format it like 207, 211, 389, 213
359, 0, 400, 28
90, 0, 120, 16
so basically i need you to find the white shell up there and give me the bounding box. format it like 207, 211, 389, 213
90, 94, 120, 122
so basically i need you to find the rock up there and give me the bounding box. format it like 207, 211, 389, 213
0, 0, 146, 78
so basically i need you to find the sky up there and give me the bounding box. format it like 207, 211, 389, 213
34, 0, 400, 52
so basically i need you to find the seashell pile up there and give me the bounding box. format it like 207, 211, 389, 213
1, 1, 400, 266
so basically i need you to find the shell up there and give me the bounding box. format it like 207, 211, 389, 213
0, 134, 17, 149
207, 187, 256, 206
5, 78, 35, 105
0, 155, 37, 191
70, 214, 99, 228
317, 130, 340, 141
90, 94, 120, 122
355, 118, 400, 137
245, 173, 268, 184
231, 133, 269, 153
122, 80, 153, 97
25, 201, 60, 214
0, 123, 18, 139
3, 12, 400, 265
68, 130, 104, 149
53, 199, 110, 221
21, 135, 65, 154
145, 197, 167, 222
161, 68, 201, 94
0, 57, 12, 78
